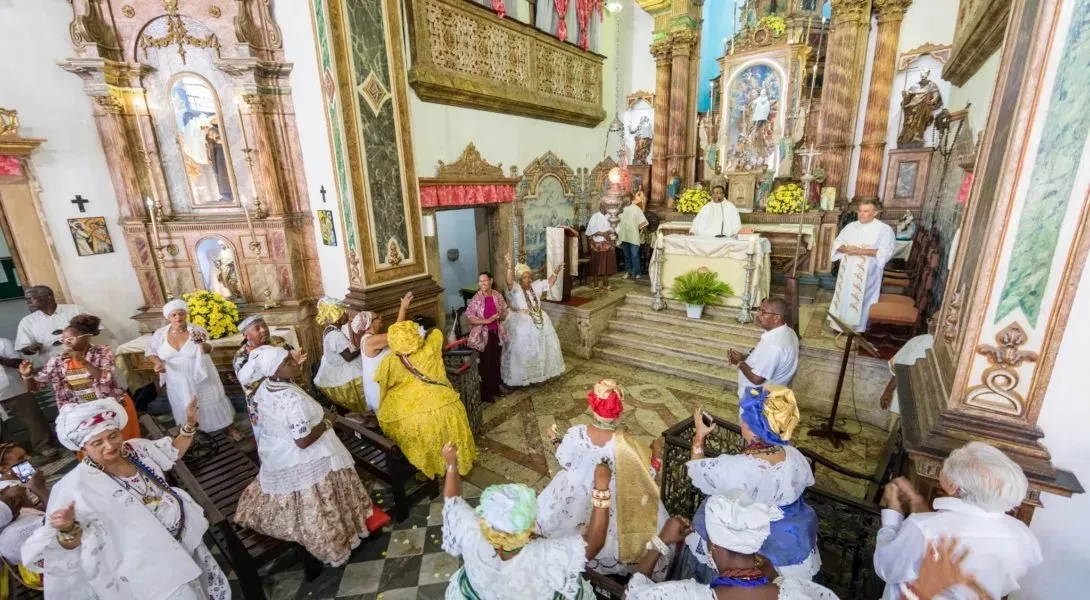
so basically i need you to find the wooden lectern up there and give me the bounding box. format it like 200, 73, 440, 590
547, 226, 580, 302
809, 313, 880, 448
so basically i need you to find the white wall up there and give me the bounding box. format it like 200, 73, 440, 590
948, 49, 1003, 136
274, 0, 351, 299
0, 0, 142, 344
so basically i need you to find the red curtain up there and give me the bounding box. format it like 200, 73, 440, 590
555, 0, 570, 42
419, 184, 516, 209
575, 0, 602, 51
0, 155, 20, 177
491, 0, 506, 18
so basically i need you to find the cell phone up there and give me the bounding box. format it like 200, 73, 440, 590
11, 460, 35, 484
701, 411, 715, 429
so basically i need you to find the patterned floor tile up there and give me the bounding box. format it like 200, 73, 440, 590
336, 560, 384, 596
387, 528, 427, 558
377, 555, 424, 592
418, 551, 461, 586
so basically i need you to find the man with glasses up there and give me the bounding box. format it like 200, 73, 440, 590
727, 297, 799, 399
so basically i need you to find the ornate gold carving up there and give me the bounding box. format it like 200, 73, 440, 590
626, 90, 655, 109
941, 291, 962, 344
830, 0, 873, 25
650, 41, 672, 63
68, 0, 121, 56
93, 94, 124, 115
521, 151, 575, 197
874, 0, 911, 23
0, 109, 20, 136
121, 5, 136, 18
667, 29, 698, 55
234, 0, 283, 51
433, 143, 507, 180
965, 322, 1039, 415
139, 0, 220, 64
357, 72, 391, 117
897, 42, 952, 71
208, 5, 222, 18
407, 0, 605, 127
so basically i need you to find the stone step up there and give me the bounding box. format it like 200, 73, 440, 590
622, 291, 753, 321
599, 329, 746, 366
605, 318, 756, 352
614, 303, 764, 341
594, 342, 739, 389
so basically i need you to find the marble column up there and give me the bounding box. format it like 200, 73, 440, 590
650, 41, 672, 209
666, 31, 696, 193
817, 0, 873, 200
854, 0, 911, 202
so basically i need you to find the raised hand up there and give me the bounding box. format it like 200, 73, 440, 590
658, 516, 693, 545
546, 423, 560, 443
882, 481, 903, 513
727, 348, 743, 365
18, 361, 32, 377
49, 501, 77, 532
505, 253, 512, 266
185, 396, 199, 426
442, 442, 459, 467
400, 291, 414, 308
693, 406, 716, 441
593, 460, 612, 489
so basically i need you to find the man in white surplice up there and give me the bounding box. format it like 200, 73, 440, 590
828, 199, 895, 332
689, 185, 742, 238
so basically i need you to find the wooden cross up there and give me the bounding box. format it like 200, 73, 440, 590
319, 185, 327, 204
71, 195, 90, 213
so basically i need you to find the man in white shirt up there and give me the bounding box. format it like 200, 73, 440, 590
617, 194, 649, 279
875, 442, 1042, 600
0, 339, 55, 457
727, 297, 799, 399
828, 199, 895, 332
689, 185, 742, 238
585, 201, 618, 291
15, 286, 83, 365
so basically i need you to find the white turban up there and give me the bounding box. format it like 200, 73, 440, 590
162, 299, 189, 319
237, 345, 289, 386
238, 314, 265, 334
351, 311, 377, 334
54, 398, 128, 452
704, 490, 784, 555
514, 263, 532, 281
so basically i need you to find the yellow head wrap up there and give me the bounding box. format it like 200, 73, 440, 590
514, 263, 532, 281
315, 297, 346, 326
761, 385, 801, 442
387, 320, 425, 355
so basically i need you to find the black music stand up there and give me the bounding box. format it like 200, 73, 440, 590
808, 313, 880, 448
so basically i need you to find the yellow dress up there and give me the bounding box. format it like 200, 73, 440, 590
375, 329, 477, 478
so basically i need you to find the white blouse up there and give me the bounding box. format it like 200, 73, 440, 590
442, 497, 589, 600
507, 280, 551, 311
626, 573, 839, 600
314, 327, 362, 388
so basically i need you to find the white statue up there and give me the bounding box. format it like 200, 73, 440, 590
752, 89, 771, 125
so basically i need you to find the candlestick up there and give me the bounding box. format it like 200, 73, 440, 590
237, 106, 251, 150
145, 197, 174, 301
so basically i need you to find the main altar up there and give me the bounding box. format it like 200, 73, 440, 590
659, 233, 771, 309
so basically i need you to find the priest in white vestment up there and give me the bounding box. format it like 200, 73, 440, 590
828, 200, 895, 332
689, 185, 742, 238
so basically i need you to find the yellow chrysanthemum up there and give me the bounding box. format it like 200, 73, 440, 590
181, 290, 239, 340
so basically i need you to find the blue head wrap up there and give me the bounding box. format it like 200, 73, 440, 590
740, 386, 788, 446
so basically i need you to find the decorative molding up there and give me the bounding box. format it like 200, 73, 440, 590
945, 0, 1011, 85
357, 71, 391, 117
0, 109, 19, 137
897, 42, 952, 71
424, 143, 513, 182
418, 143, 520, 209
626, 90, 655, 110
121, 5, 136, 18
68, 0, 121, 58
208, 5, 222, 18
830, 0, 873, 25
521, 151, 576, 197
405, 0, 606, 128
965, 322, 1038, 415
234, 0, 283, 51
941, 290, 962, 344
139, 0, 221, 64
874, 0, 912, 23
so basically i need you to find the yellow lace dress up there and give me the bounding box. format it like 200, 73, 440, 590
375, 325, 477, 478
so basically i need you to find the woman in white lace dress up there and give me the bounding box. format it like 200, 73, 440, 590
685, 386, 820, 582
22, 398, 231, 600
626, 492, 838, 600
439, 441, 610, 600
501, 254, 565, 387
235, 346, 373, 566
536, 380, 670, 579
146, 299, 240, 440
313, 298, 364, 414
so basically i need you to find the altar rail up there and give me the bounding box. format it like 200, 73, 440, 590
405, 0, 606, 127
660, 416, 906, 599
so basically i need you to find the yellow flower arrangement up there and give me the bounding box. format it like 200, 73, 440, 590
765, 182, 806, 215
676, 186, 711, 215
759, 15, 787, 37
182, 290, 240, 339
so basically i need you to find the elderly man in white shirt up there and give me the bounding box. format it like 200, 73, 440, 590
728, 297, 799, 399
875, 441, 1042, 600
14, 286, 84, 365
689, 184, 742, 238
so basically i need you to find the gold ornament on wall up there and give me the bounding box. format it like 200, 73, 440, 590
139, 0, 221, 64
208, 5, 222, 18
965, 322, 1039, 416
0, 108, 19, 136
121, 5, 136, 18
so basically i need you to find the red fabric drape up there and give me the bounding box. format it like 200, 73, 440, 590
575, 0, 603, 51
0, 155, 20, 177
419, 184, 516, 208
555, 0, 570, 42
491, 0, 506, 18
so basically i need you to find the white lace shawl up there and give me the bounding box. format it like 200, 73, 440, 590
442, 497, 588, 600
686, 446, 814, 504
625, 573, 840, 600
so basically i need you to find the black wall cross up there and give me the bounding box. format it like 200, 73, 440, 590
319, 185, 328, 204
71, 195, 90, 213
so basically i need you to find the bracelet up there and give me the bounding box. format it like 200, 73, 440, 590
446, 464, 458, 473
56, 521, 82, 544
692, 445, 704, 455
646, 535, 669, 555
650, 457, 662, 472
899, 582, 922, 600
179, 423, 197, 437
591, 498, 612, 509
591, 488, 611, 500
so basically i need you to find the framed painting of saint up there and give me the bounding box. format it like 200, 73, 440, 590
722, 63, 784, 173
169, 73, 240, 208
68, 217, 115, 256
318, 210, 338, 246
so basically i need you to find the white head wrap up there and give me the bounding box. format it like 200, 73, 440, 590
238, 314, 266, 334
237, 345, 289, 386
514, 263, 532, 281
162, 299, 189, 319
54, 398, 128, 452
476, 484, 537, 534
351, 311, 377, 334
0, 501, 11, 529
704, 490, 784, 555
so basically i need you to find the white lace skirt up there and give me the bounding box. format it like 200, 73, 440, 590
501, 311, 565, 387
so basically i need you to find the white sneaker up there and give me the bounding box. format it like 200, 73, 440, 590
622, 273, 630, 279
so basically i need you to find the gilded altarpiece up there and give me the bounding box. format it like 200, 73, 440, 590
313, 0, 442, 322
59, 0, 325, 358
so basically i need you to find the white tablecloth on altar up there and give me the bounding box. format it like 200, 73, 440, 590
659, 221, 815, 250
662, 234, 772, 308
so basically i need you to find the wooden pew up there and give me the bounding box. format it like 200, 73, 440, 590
0, 559, 41, 600
140, 415, 322, 600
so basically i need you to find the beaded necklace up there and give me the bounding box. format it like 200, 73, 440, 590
710, 567, 770, 588
742, 439, 781, 456
521, 285, 544, 329
84, 443, 186, 540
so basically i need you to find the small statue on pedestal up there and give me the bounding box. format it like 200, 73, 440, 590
666, 169, 681, 209
628, 116, 652, 165
898, 70, 944, 148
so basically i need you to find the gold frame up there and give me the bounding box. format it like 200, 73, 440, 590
165, 71, 242, 210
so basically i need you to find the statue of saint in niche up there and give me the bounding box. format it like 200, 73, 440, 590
898, 70, 944, 148
171, 75, 237, 206
628, 116, 653, 165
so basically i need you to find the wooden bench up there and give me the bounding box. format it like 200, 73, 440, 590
140, 415, 322, 600
0, 559, 42, 600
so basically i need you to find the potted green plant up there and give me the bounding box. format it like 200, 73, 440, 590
672, 267, 734, 319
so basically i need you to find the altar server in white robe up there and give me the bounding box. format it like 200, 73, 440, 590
23, 398, 231, 600
146, 299, 240, 439
689, 185, 742, 238
827, 199, 895, 332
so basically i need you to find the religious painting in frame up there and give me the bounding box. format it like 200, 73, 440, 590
317, 210, 338, 246
67, 217, 115, 256
882, 148, 933, 212
721, 62, 784, 173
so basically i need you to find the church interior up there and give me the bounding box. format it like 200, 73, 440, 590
0, 0, 1088, 598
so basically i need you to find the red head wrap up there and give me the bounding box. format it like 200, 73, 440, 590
587, 379, 624, 421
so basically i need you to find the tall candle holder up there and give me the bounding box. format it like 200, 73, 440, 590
737, 237, 757, 324
650, 230, 667, 311
146, 197, 175, 302
240, 198, 280, 309
237, 105, 268, 219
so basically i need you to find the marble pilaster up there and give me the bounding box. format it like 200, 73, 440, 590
854, 0, 911, 202
666, 31, 696, 192
650, 42, 672, 209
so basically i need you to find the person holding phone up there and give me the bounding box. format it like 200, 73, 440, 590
0, 443, 49, 510
685, 386, 820, 582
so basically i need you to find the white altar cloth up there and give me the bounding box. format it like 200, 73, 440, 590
662, 234, 771, 308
